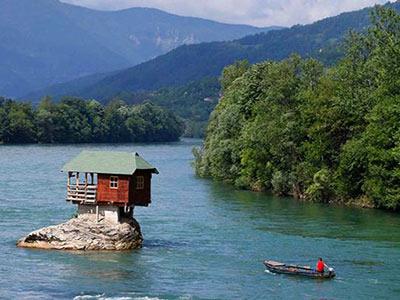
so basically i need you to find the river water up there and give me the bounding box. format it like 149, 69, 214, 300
0, 139, 399, 299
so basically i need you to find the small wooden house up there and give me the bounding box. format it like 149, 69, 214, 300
62, 151, 158, 223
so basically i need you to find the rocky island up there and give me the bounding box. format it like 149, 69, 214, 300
17, 150, 158, 251
17, 215, 142, 251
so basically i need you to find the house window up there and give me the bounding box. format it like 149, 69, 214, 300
136, 176, 144, 190
110, 176, 118, 189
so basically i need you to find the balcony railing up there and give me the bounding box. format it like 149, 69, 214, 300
66, 184, 97, 204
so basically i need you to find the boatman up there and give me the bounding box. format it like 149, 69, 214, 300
316, 257, 326, 273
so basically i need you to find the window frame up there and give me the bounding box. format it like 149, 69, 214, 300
110, 176, 119, 189
136, 176, 145, 190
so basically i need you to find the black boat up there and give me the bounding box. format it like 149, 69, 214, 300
264, 260, 336, 279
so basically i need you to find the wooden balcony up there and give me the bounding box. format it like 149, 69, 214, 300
66, 184, 97, 204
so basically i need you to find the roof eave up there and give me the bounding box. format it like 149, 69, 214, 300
61, 168, 159, 175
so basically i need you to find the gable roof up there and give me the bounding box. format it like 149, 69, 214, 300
61, 150, 159, 175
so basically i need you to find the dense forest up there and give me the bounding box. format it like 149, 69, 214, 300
194, 7, 400, 210
115, 77, 220, 137
0, 97, 184, 144
24, 3, 400, 140
25, 2, 400, 140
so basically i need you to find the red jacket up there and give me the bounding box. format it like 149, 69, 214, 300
316, 260, 325, 272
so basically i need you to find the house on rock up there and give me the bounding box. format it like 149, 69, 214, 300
62, 151, 158, 223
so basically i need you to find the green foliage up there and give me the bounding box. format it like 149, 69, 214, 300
195, 7, 400, 210
271, 170, 291, 196
305, 169, 332, 202
113, 77, 220, 138
336, 139, 368, 199
0, 97, 184, 144
220, 60, 250, 92
358, 96, 400, 209
0, 97, 36, 144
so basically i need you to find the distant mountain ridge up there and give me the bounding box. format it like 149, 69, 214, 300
0, 0, 277, 97
30, 2, 400, 102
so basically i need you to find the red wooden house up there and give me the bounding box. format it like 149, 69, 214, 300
62, 151, 158, 222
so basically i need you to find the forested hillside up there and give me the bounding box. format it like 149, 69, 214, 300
194, 7, 400, 210
107, 77, 221, 137
32, 2, 400, 102
0, 0, 274, 97
0, 97, 184, 143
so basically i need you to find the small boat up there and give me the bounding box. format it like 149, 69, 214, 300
264, 260, 336, 279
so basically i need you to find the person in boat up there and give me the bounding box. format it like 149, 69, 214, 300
316, 257, 327, 273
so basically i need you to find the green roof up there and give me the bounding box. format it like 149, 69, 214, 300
61, 151, 159, 175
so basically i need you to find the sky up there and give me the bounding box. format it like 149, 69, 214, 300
61, 0, 391, 27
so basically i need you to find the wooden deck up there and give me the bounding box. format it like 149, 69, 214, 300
66, 184, 97, 204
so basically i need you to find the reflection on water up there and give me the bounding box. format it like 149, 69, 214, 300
0, 140, 399, 299
208, 182, 400, 243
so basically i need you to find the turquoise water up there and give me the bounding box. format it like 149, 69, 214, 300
0, 139, 399, 299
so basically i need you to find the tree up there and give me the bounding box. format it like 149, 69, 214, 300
6, 102, 36, 143
195, 7, 400, 210
36, 96, 55, 143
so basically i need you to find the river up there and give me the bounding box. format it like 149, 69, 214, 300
0, 139, 399, 299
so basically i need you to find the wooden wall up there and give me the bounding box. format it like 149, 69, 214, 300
130, 170, 152, 206
97, 174, 130, 205
96, 171, 152, 207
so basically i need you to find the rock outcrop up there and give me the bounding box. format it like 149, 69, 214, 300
17, 215, 142, 251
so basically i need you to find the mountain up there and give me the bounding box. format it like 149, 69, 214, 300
32, 2, 400, 102
0, 0, 278, 97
